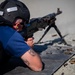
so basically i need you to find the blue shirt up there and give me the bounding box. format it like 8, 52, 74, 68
0, 26, 30, 57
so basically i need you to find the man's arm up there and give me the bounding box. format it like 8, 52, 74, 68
22, 37, 43, 71
21, 49, 43, 71
6, 31, 43, 71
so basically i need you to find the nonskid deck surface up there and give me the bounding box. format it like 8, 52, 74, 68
1, 45, 75, 75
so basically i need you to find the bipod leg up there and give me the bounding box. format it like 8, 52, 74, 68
52, 24, 67, 45
36, 25, 52, 44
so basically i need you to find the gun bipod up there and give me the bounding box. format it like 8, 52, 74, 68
36, 22, 68, 45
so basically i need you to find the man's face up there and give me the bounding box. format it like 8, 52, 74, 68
13, 19, 24, 31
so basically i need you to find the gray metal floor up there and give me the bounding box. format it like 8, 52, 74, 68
1, 45, 75, 75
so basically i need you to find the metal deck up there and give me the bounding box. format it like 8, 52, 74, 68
1, 45, 75, 75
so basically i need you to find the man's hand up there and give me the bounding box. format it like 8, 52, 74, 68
25, 37, 34, 48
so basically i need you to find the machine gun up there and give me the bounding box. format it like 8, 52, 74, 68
21, 8, 67, 45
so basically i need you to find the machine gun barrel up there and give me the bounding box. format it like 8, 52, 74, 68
42, 8, 62, 21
